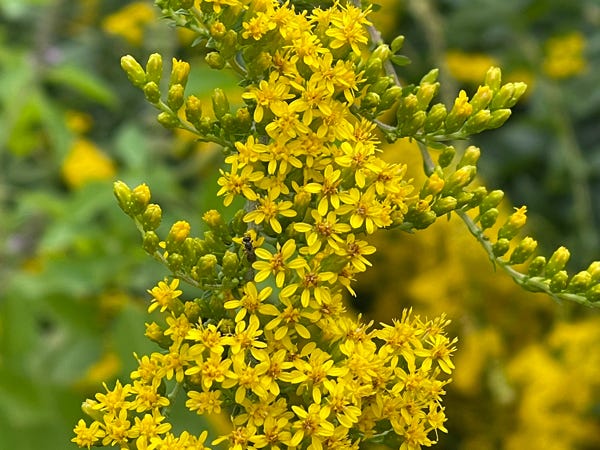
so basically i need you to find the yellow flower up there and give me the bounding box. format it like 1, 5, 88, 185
543, 32, 587, 79
241, 72, 294, 123
224, 281, 274, 322
253, 239, 304, 287
61, 138, 116, 189
186, 389, 223, 415
102, 2, 156, 46
291, 402, 335, 448
294, 210, 351, 254
147, 278, 182, 313
216, 161, 264, 206
72, 419, 105, 449
325, 3, 372, 55
243, 191, 297, 234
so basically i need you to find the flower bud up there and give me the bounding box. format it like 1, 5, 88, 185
479, 208, 499, 230
221, 30, 238, 59
497, 206, 527, 240
222, 250, 240, 278
484, 66, 502, 93
457, 146, 481, 168
145, 53, 163, 84
210, 21, 227, 39
490, 83, 515, 110
206, 51, 226, 70
432, 196, 457, 216
379, 85, 403, 110
142, 204, 162, 230
545, 246, 570, 278
185, 95, 203, 126
445, 90, 472, 133
587, 261, 600, 283
168, 220, 191, 245
197, 254, 218, 278
362, 92, 380, 109
463, 109, 491, 134
437, 144, 455, 168
363, 57, 383, 84
113, 180, 132, 213
212, 88, 230, 120
142, 231, 160, 254
549, 270, 568, 293
567, 270, 592, 293
466, 186, 488, 209
368, 77, 392, 95
157, 111, 180, 128
396, 94, 419, 124
184, 301, 201, 324
442, 165, 477, 195
131, 183, 151, 214
411, 209, 437, 229
234, 107, 252, 131
455, 191, 474, 207
470, 85, 493, 113
170, 58, 190, 86
121, 55, 146, 87
487, 109, 511, 129
508, 236, 537, 265
400, 110, 426, 136
167, 83, 185, 111
505, 82, 527, 108
372, 44, 391, 61
527, 256, 546, 277
479, 190, 504, 213
424, 103, 447, 134
416, 82, 439, 110
492, 238, 510, 257
420, 172, 445, 197
143, 82, 161, 104
585, 284, 600, 303
167, 253, 184, 272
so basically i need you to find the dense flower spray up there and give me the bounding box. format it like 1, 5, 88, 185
73, 0, 600, 449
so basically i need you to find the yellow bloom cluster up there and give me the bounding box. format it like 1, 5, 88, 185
74, 1, 459, 449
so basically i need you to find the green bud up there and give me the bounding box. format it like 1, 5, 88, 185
545, 246, 570, 278
167, 83, 185, 111
143, 82, 161, 104
466, 186, 488, 209
457, 146, 480, 168
220, 30, 238, 59
142, 204, 162, 230
442, 165, 477, 195
210, 21, 227, 39
490, 83, 515, 110
484, 66, 502, 93
182, 237, 198, 262
391, 35, 405, 53
368, 77, 392, 95
424, 103, 448, 134
416, 82, 439, 110
549, 270, 568, 293
508, 236, 538, 265
212, 88, 230, 120
455, 191, 474, 208
528, 256, 546, 277
567, 270, 592, 293
411, 210, 437, 229
498, 206, 527, 240
420, 68, 439, 85
185, 95, 203, 126
113, 180, 132, 213
197, 254, 218, 278
363, 57, 383, 84
170, 58, 190, 86
157, 111, 180, 128
205, 52, 226, 70
142, 231, 160, 254
145, 53, 163, 84
505, 82, 527, 108
479, 190, 504, 213
184, 301, 201, 324
432, 196, 457, 216
222, 250, 240, 278
587, 261, 600, 283
397, 94, 419, 124
167, 253, 184, 272
372, 44, 391, 61
492, 238, 510, 257
437, 145, 455, 168
479, 208, 499, 230
362, 92, 380, 109
487, 109, 512, 129
400, 110, 426, 136
121, 55, 146, 87
470, 85, 493, 113
379, 85, 403, 110
585, 284, 600, 303
131, 183, 151, 214
463, 109, 491, 134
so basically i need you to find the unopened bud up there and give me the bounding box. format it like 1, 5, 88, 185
167, 253, 184, 272
397, 94, 419, 124
121, 55, 146, 87
372, 44, 391, 61
142, 231, 160, 254
424, 103, 447, 134
437, 144, 455, 168
479, 208, 499, 230
549, 270, 568, 293
567, 270, 592, 293
131, 183, 151, 214
168, 220, 191, 244
142, 204, 162, 230
487, 109, 511, 129
498, 206, 527, 240
363, 57, 383, 84
585, 284, 600, 303
198, 254, 218, 278
145, 53, 163, 84
463, 109, 491, 134
143, 82, 161, 104
185, 95, 203, 126
222, 251, 240, 278
492, 238, 510, 257
484, 66, 502, 92
170, 58, 190, 86
420, 68, 439, 85
379, 86, 403, 110
432, 196, 457, 216
445, 90, 473, 133
528, 256, 546, 277
505, 82, 527, 108
157, 111, 180, 128
443, 165, 477, 195
206, 51, 226, 70
479, 190, 504, 213
362, 92, 380, 109
490, 83, 515, 110
421, 172, 445, 197
113, 180, 132, 213
587, 261, 600, 283
545, 246, 570, 278
508, 236, 537, 265
470, 85, 493, 112
167, 83, 185, 111
416, 82, 439, 110
400, 110, 426, 136
212, 88, 230, 120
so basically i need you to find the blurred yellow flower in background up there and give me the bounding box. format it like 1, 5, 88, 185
61, 139, 116, 189
542, 32, 587, 79
102, 2, 156, 46
446, 50, 499, 84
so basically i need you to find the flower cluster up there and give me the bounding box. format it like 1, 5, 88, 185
74, 0, 599, 449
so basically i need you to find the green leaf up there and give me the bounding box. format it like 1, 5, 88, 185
45, 64, 118, 107
390, 54, 411, 67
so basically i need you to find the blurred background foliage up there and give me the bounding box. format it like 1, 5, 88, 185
0, 0, 598, 449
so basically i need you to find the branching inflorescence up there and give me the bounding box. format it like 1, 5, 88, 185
73, 0, 600, 449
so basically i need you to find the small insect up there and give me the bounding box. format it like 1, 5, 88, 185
242, 234, 256, 262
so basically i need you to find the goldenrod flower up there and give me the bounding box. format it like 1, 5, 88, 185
217, 162, 264, 206
294, 210, 351, 254
72, 419, 105, 449
243, 191, 297, 234
253, 239, 304, 287
224, 281, 274, 322
61, 139, 116, 189
147, 278, 182, 313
